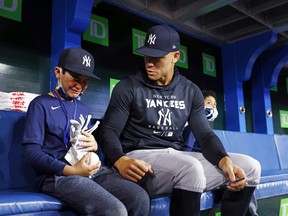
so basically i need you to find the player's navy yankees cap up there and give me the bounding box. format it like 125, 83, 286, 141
58, 47, 100, 79
136, 24, 180, 57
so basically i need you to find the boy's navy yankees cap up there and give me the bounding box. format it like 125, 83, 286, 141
136, 24, 180, 57
58, 47, 100, 79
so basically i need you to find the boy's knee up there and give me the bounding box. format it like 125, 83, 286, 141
129, 186, 150, 216
110, 202, 128, 216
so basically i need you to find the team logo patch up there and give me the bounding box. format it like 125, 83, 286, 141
147, 34, 156, 45
82, 55, 91, 67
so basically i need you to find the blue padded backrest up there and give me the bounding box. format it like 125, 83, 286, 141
213, 130, 280, 173
0, 110, 37, 190
274, 134, 288, 170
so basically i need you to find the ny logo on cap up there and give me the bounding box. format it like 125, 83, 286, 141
82, 55, 91, 67
147, 34, 156, 45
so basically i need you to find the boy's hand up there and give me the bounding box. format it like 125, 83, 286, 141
63, 153, 101, 177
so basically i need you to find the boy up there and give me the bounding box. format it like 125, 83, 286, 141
22, 47, 150, 216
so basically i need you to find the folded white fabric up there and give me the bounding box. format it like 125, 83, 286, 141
0, 91, 39, 112
65, 114, 100, 167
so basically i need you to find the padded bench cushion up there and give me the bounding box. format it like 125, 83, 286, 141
274, 134, 288, 170
0, 110, 37, 191
213, 130, 281, 173
0, 190, 75, 215
260, 171, 288, 183
255, 180, 288, 200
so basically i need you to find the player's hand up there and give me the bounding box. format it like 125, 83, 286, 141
218, 156, 247, 192
114, 156, 153, 182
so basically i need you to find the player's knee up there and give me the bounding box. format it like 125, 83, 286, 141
242, 155, 261, 183
174, 159, 206, 191
249, 157, 261, 183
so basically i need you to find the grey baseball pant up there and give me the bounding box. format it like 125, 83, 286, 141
127, 148, 261, 198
